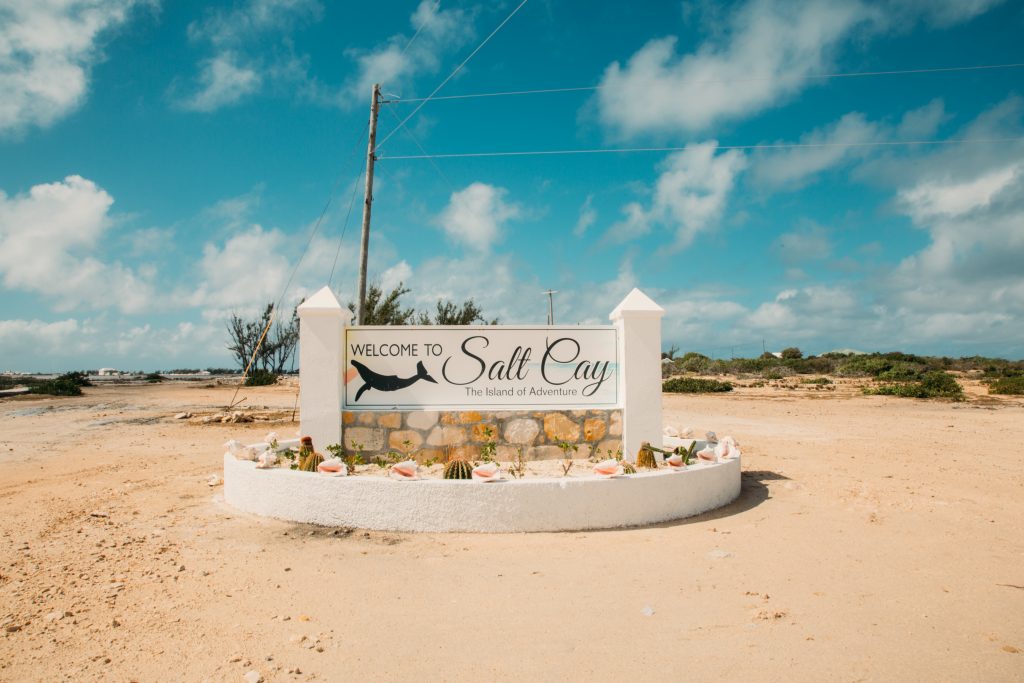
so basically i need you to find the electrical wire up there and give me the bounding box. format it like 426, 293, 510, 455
387, 62, 1024, 103
378, 136, 1024, 160
376, 0, 530, 150
383, 102, 455, 189
400, 0, 439, 57
327, 167, 365, 287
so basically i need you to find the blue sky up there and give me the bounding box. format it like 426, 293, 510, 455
1, 0, 1023, 371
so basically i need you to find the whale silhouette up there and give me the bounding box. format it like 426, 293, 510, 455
350, 359, 437, 402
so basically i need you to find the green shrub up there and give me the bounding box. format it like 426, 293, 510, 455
144, 372, 165, 383
245, 369, 278, 386
663, 377, 733, 393
988, 376, 1024, 395
864, 371, 963, 400
780, 347, 803, 359
875, 362, 924, 382
679, 352, 711, 373
836, 356, 894, 377
801, 377, 833, 385
29, 377, 83, 396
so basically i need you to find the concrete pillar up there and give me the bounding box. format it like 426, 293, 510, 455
297, 286, 350, 450
610, 288, 665, 461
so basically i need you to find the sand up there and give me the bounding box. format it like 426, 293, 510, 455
1, 377, 1022, 682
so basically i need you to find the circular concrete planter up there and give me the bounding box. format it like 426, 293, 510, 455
223, 451, 741, 533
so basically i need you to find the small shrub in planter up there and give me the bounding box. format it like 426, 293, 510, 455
662, 377, 733, 393
245, 369, 279, 386
988, 376, 1024, 395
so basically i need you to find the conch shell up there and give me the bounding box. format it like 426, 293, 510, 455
663, 425, 679, 438
715, 436, 741, 460
664, 453, 685, 469
592, 458, 624, 478
264, 431, 280, 445
471, 462, 501, 481
680, 426, 695, 438
696, 447, 717, 463
317, 458, 347, 476
389, 460, 419, 480
255, 450, 278, 469
223, 439, 244, 455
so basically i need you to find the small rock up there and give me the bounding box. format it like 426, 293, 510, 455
228, 655, 242, 663
207, 475, 223, 487
90, 511, 109, 518
178, 565, 186, 572
640, 606, 655, 617
45, 611, 63, 622
288, 634, 305, 644
174, 412, 192, 420
243, 671, 263, 683
5, 624, 21, 633
708, 549, 733, 559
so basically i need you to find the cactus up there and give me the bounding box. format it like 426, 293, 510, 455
636, 441, 658, 469
297, 436, 323, 472
621, 461, 637, 475
444, 459, 473, 480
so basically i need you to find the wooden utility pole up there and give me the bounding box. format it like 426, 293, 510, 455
356, 83, 381, 325
543, 289, 558, 325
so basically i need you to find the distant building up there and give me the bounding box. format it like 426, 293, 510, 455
97, 368, 120, 376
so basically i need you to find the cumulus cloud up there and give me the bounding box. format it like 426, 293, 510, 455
606, 142, 746, 249
0, 175, 155, 313
772, 222, 833, 263
435, 182, 520, 252
178, 0, 320, 111
0, 0, 151, 135
342, 0, 475, 104
185, 225, 291, 316
594, 0, 1001, 139
573, 194, 597, 237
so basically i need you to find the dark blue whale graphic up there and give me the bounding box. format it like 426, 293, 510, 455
350, 359, 437, 402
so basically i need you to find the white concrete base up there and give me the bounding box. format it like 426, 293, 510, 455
223, 452, 741, 533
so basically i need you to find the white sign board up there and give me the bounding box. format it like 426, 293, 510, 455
343, 326, 619, 410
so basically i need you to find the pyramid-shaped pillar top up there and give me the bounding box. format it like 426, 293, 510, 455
297, 286, 351, 321
609, 288, 665, 320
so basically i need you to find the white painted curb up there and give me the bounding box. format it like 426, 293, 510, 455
223, 452, 741, 533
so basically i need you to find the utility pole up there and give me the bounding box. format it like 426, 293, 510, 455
543, 289, 557, 325
356, 83, 381, 325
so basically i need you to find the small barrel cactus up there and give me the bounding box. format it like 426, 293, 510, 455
444, 459, 473, 479
621, 461, 637, 475
636, 441, 658, 469
297, 436, 323, 472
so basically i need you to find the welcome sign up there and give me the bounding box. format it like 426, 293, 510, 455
343, 326, 619, 410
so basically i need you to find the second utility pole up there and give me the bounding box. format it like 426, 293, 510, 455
356, 83, 381, 325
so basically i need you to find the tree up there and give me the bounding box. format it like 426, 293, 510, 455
349, 283, 496, 326
661, 344, 680, 360
781, 347, 803, 359
226, 303, 300, 374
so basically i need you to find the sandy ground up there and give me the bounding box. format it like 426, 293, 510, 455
1, 378, 1022, 682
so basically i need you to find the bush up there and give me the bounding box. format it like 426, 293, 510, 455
864, 371, 963, 400
836, 356, 895, 377
29, 376, 83, 396
801, 377, 833, 385
875, 362, 924, 382
679, 352, 711, 373
663, 377, 733, 393
988, 376, 1024, 395
245, 369, 278, 386
144, 372, 165, 383
780, 347, 803, 359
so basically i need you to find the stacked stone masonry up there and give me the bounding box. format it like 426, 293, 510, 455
341, 409, 623, 463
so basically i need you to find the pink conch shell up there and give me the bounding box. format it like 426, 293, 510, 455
715, 437, 741, 460
390, 460, 419, 480
472, 462, 501, 481
223, 439, 244, 455
696, 447, 716, 463
264, 431, 279, 445
317, 458, 347, 476
255, 450, 278, 469
663, 425, 679, 438
593, 458, 624, 477
664, 453, 685, 469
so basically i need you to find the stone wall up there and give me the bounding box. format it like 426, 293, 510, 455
340, 409, 623, 463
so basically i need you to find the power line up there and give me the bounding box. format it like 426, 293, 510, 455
400, 0, 438, 57
382, 102, 455, 189
328, 167, 365, 288
387, 62, 1024, 103
376, 0, 530, 150
378, 136, 1024, 160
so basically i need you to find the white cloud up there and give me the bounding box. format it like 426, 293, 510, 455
186, 225, 290, 316
594, 0, 1002, 139
0, 318, 79, 358
435, 182, 520, 252
178, 0, 320, 111
380, 260, 412, 292
772, 222, 832, 263
0, 0, 150, 135
343, 0, 474, 104
899, 164, 1018, 221
606, 142, 746, 249
573, 194, 597, 237
596, 0, 869, 137
181, 52, 262, 112
0, 175, 155, 313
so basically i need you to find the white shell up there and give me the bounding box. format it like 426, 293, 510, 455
255, 450, 278, 468
705, 431, 717, 443
592, 458, 624, 478
264, 431, 279, 444
715, 437, 741, 460
389, 460, 419, 480
472, 462, 501, 481
223, 439, 244, 454
239, 446, 259, 461
663, 425, 679, 438
680, 426, 695, 438
317, 458, 348, 476
664, 453, 685, 469
696, 447, 716, 462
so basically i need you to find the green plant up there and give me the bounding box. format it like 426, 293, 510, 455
143, 372, 164, 383
780, 347, 803, 359
555, 440, 577, 475
443, 460, 473, 479
988, 376, 1024, 395
479, 426, 497, 462
621, 461, 637, 474
800, 377, 832, 385
245, 369, 278, 386
864, 371, 964, 400
674, 441, 698, 465
662, 377, 733, 393
507, 446, 527, 479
